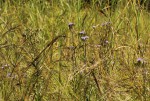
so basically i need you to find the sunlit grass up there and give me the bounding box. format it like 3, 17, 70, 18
0, 0, 150, 101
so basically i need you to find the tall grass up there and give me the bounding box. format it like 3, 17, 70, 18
0, 0, 150, 100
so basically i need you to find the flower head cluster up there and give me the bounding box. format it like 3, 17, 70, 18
81, 36, 89, 41
137, 58, 144, 64
68, 22, 75, 30
105, 40, 109, 44
79, 31, 86, 35
7, 73, 11, 77
135, 57, 145, 66
1, 64, 9, 69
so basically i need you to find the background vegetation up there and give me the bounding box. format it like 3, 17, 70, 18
0, 0, 150, 101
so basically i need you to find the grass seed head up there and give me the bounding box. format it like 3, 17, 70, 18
92, 25, 96, 29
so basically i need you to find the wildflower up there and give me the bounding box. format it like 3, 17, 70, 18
81, 36, 89, 41
7, 73, 11, 77
137, 58, 144, 64
79, 31, 86, 35
68, 22, 74, 30
1, 64, 9, 69
1, 66, 4, 69
103, 40, 109, 46
105, 40, 109, 44
135, 57, 144, 66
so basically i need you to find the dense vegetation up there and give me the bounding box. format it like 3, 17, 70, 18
0, 0, 150, 101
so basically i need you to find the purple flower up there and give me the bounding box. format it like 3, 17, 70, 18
79, 31, 86, 35
105, 40, 109, 44
68, 22, 74, 29
1, 66, 4, 69
135, 57, 145, 66
81, 36, 89, 41
137, 58, 144, 63
7, 73, 11, 77
1, 64, 10, 69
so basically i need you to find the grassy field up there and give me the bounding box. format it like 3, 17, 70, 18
0, 0, 150, 101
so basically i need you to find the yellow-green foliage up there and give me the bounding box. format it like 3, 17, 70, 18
0, 0, 150, 101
